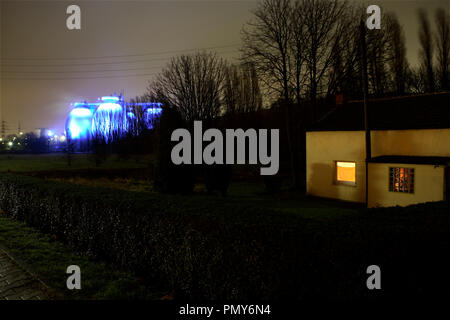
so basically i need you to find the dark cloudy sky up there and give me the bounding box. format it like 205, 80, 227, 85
0, 0, 448, 134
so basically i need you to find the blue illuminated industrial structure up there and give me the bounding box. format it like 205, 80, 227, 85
65, 95, 162, 149
91, 96, 125, 142
65, 103, 95, 140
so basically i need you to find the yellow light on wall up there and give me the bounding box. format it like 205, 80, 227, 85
336, 161, 356, 183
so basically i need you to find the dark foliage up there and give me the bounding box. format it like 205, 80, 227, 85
263, 175, 283, 193
204, 164, 232, 196
154, 107, 195, 194
90, 135, 109, 167
1, 173, 449, 300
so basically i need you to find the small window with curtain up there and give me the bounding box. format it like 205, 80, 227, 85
335, 161, 356, 186
389, 167, 414, 193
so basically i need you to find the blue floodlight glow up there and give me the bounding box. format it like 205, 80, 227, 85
70, 107, 93, 117
144, 107, 163, 129
65, 104, 94, 140
65, 95, 162, 146
91, 98, 126, 142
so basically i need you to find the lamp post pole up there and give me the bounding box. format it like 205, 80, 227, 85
360, 20, 371, 206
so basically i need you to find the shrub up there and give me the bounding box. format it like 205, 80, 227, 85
90, 135, 109, 167
0, 173, 301, 299
204, 164, 232, 196
154, 108, 194, 194
0, 173, 448, 300
263, 174, 283, 193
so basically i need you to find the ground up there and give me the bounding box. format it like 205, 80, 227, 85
0, 153, 358, 299
0, 153, 151, 172
0, 154, 163, 300
0, 153, 448, 300
0, 212, 167, 300
1, 153, 361, 220
0, 247, 48, 300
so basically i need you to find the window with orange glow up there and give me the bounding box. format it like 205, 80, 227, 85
389, 167, 414, 193
336, 161, 356, 185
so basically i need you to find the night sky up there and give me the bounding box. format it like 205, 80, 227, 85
0, 0, 448, 135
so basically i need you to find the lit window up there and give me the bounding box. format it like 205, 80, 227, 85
336, 161, 356, 185
389, 167, 414, 193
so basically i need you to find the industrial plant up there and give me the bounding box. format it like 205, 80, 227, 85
65, 95, 162, 150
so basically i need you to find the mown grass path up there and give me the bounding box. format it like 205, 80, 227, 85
0, 213, 167, 300
0, 248, 49, 300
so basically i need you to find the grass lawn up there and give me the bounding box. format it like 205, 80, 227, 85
0, 153, 152, 172
1, 153, 360, 221
2, 153, 448, 299
0, 212, 168, 300
45, 176, 361, 221
0, 153, 363, 299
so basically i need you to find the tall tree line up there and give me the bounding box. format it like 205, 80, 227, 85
147, 0, 449, 190
240, 0, 449, 188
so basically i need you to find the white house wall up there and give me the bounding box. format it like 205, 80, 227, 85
368, 163, 445, 208
371, 129, 450, 157
306, 131, 366, 203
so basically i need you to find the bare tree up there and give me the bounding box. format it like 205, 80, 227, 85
300, 0, 348, 118
435, 8, 450, 91
241, 0, 293, 104
248, 63, 263, 112
126, 96, 152, 136
223, 65, 240, 115
150, 52, 227, 123
290, 0, 307, 108
325, 5, 361, 98
223, 63, 263, 114
418, 9, 435, 92
241, 0, 350, 188
406, 66, 426, 93
386, 13, 408, 95
241, 0, 299, 186
365, 17, 391, 96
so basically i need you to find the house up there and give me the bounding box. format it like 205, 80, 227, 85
306, 92, 450, 208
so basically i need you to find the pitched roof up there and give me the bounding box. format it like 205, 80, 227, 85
308, 92, 450, 131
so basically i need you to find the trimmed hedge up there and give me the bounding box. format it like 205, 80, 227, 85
0, 173, 305, 299
0, 173, 449, 300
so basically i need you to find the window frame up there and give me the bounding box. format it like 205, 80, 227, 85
388, 167, 415, 194
334, 160, 357, 186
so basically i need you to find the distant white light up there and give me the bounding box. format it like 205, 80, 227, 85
147, 107, 163, 114
70, 108, 92, 117
47, 130, 53, 137
101, 96, 119, 102
8, 141, 13, 147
